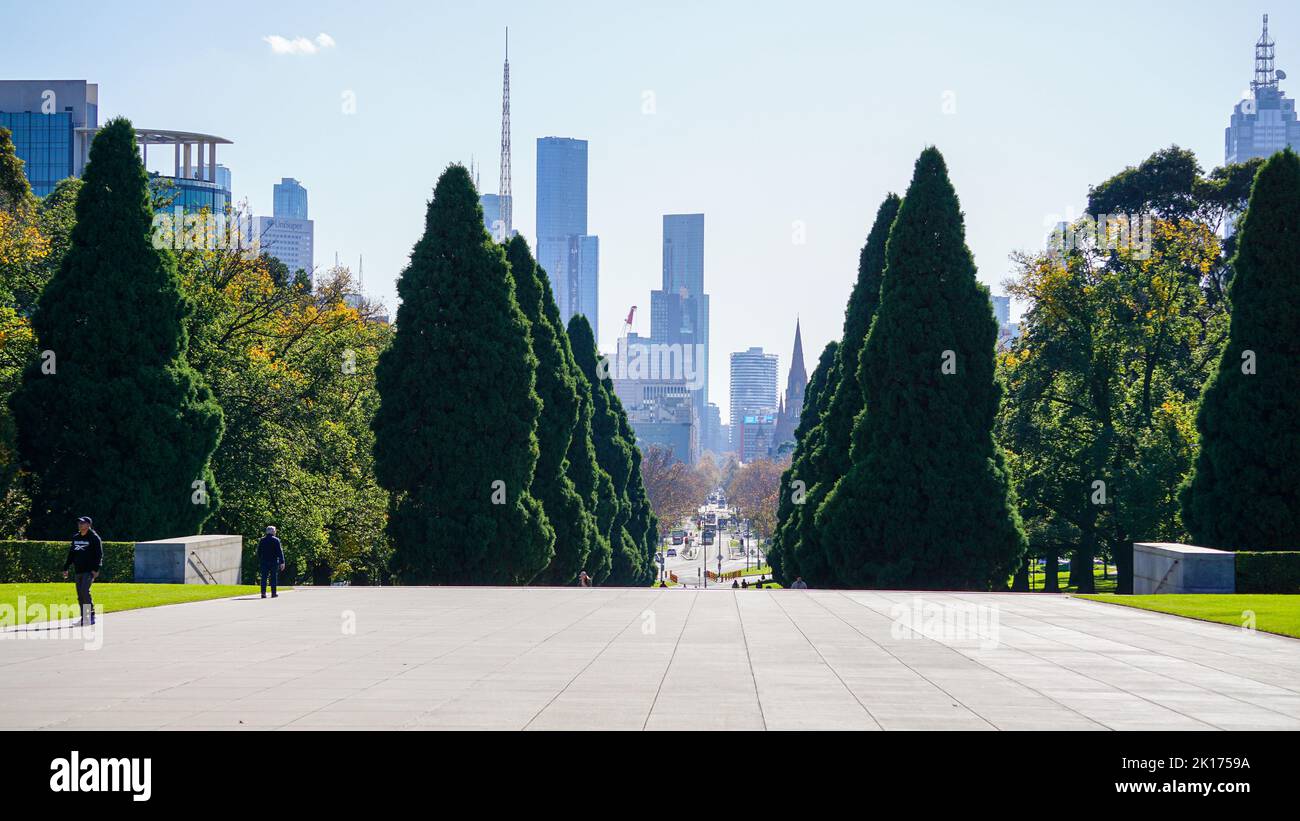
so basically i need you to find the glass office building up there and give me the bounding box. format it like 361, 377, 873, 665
536, 136, 598, 336
1226, 16, 1300, 164
0, 80, 99, 197
662, 214, 705, 297
273, 177, 308, 220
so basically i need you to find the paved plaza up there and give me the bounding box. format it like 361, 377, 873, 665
3, 587, 1299, 730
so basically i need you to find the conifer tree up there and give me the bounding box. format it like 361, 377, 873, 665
1181, 148, 1300, 551
770, 340, 839, 584
11, 118, 223, 540
816, 147, 1025, 589
567, 314, 642, 584
372, 165, 552, 583
506, 236, 597, 584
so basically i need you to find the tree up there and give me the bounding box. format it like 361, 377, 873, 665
640, 444, 708, 534
730, 458, 785, 548
1181, 148, 1300, 552
816, 147, 1025, 589
1000, 146, 1253, 592
507, 236, 597, 585
769, 340, 837, 584
372, 164, 552, 584
177, 228, 393, 585
10, 118, 223, 541
567, 314, 645, 585
814, 194, 901, 578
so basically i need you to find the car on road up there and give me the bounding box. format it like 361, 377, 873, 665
666, 549, 677, 558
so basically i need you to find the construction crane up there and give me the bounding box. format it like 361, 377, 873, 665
621, 305, 637, 338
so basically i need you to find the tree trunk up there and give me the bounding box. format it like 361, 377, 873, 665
1044, 546, 1059, 593
1011, 561, 1029, 592
1114, 538, 1133, 595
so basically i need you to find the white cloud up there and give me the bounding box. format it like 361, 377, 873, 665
263, 33, 336, 56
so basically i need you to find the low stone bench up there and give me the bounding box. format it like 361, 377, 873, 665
134, 534, 244, 584
1132, 542, 1235, 594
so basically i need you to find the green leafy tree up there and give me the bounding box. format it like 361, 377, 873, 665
372, 164, 552, 584
817, 147, 1025, 589
10, 118, 223, 541
507, 236, 597, 585
1181, 148, 1300, 551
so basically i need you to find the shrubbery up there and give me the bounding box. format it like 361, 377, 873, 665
1235, 552, 1300, 593
0, 540, 134, 582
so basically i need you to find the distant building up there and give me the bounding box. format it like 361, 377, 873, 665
536, 136, 598, 338
730, 347, 778, 458
736, 411, 778, 464
273, 177, 308, 220
772, 319, 807, 450
1226, 15, 1300, 165
0, 80, 99, 196
704, 403, 724, 454
626, 393, 699, 466
256, 178, 314, 283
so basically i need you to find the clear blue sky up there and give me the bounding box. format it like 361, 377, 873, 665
2, 0, 1290, 419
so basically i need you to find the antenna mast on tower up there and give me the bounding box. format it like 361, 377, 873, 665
1253, 14, 1277, 92
499, 27, 513, 236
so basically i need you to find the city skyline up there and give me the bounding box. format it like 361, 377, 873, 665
2, 1, 1294, 420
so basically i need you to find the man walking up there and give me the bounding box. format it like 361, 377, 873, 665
61, 516, 102, 625
258, 526, 286, 599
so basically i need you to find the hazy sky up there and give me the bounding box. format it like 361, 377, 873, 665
3, 0, 1291, 419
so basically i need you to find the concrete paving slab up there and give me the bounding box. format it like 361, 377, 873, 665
2, 587, 1298, 730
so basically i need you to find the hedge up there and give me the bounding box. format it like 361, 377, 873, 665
0, 541, 135, 583
1235, 552, 1300, 594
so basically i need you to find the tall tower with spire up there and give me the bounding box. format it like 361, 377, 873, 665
773, 318, 808, 451
499, 27, 513, 236
1226, 14, 1300, 165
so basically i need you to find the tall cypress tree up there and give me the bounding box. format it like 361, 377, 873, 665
372, 165, 553, 584
816, 147, 1025, 589
770, 340, 839, 584
1181, 148, 1300, 551
10, 118, 223, 541
507, 236, 597, 584
552, 302, 614, 583
819, 194, 901, 483
618, 404, 658, 584
567, 314, 641, 584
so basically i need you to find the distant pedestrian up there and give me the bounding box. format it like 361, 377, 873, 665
791, 576, 808, 590
61, 516, 102, 625
731, 580, 739, 589
258, 526, 286, 598
578, 570, 592, 588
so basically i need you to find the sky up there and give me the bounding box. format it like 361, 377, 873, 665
2, 0, 1292, 420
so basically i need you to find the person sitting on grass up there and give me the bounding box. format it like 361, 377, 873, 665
61, 516, 102, 626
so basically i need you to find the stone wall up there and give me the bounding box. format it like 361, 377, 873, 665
134, 535, 243, 584
1132, 542, 1235, 594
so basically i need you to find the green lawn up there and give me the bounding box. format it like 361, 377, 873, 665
0, 582, 263, 625
1075, 593, 1300, 640
1024, 563, 1118, 593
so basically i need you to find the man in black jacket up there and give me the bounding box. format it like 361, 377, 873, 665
258, 526, 286, 598
61, 516, 102, 625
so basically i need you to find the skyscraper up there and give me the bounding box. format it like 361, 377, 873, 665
273, 177, 308, 220
536, 136, 598, 338
257, 177, 314, 282
772, 319, 807, 450
650, 213, 710, 443
1226, 15, 1300, 164
729, 347, 778, 430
